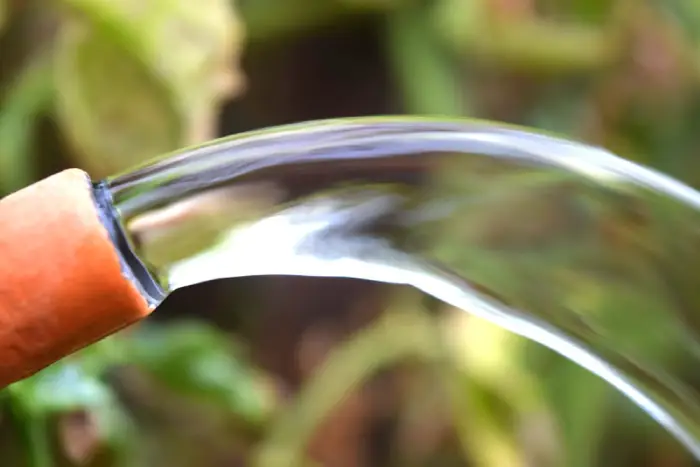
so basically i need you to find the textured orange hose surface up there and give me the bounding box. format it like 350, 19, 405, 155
0, 169, 152, 388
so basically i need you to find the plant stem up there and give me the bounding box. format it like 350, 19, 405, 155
0, 56, 53, 193
386, 0, 466, 116
25, 414, 53, 467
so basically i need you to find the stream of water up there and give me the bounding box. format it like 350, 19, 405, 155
106, 117, 700, 458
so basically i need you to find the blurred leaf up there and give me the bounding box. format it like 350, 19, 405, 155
340, 0, 400, 11
570, 0, 615, 24
9, 364, 113, 414
655, 0, 700, 43
523, 342, 609, 467
127, 322, 272, 425
4, 319, 270, 466
61, 0, 246, 104
526, 84, 589, 136
7, 359, 137, 467
241, 0, 340, 43
435, 0, 614, 72
0, 0, 6, 31
8, 358, 138, 453
15, 411, 53, 467
54, 23, 183, 177
54, 0, 244, 177
254, 307, 443, 467
0, 57, 53, 192
441, 311, 549, 466
387, 0, 467, 115
443, 311, 544, 411
539, 0, 616, 25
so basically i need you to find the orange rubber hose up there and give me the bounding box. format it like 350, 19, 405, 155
0, 169, 152, 388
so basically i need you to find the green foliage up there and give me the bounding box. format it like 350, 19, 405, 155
3, 0, 700, 466
0, 57, 53, 192
54, 0, 242, 177
255, 304, 443, 467
54, 24, 183, 177
127, 322, 272, 425
0, 0, 243, 188
4, 324, 271, 467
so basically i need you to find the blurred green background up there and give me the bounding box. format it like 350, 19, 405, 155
3, 0, 700, 465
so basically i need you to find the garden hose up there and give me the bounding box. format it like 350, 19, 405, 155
0, 169, 152, 388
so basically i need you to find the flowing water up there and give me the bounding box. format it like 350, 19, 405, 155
105, 117, 700, 459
